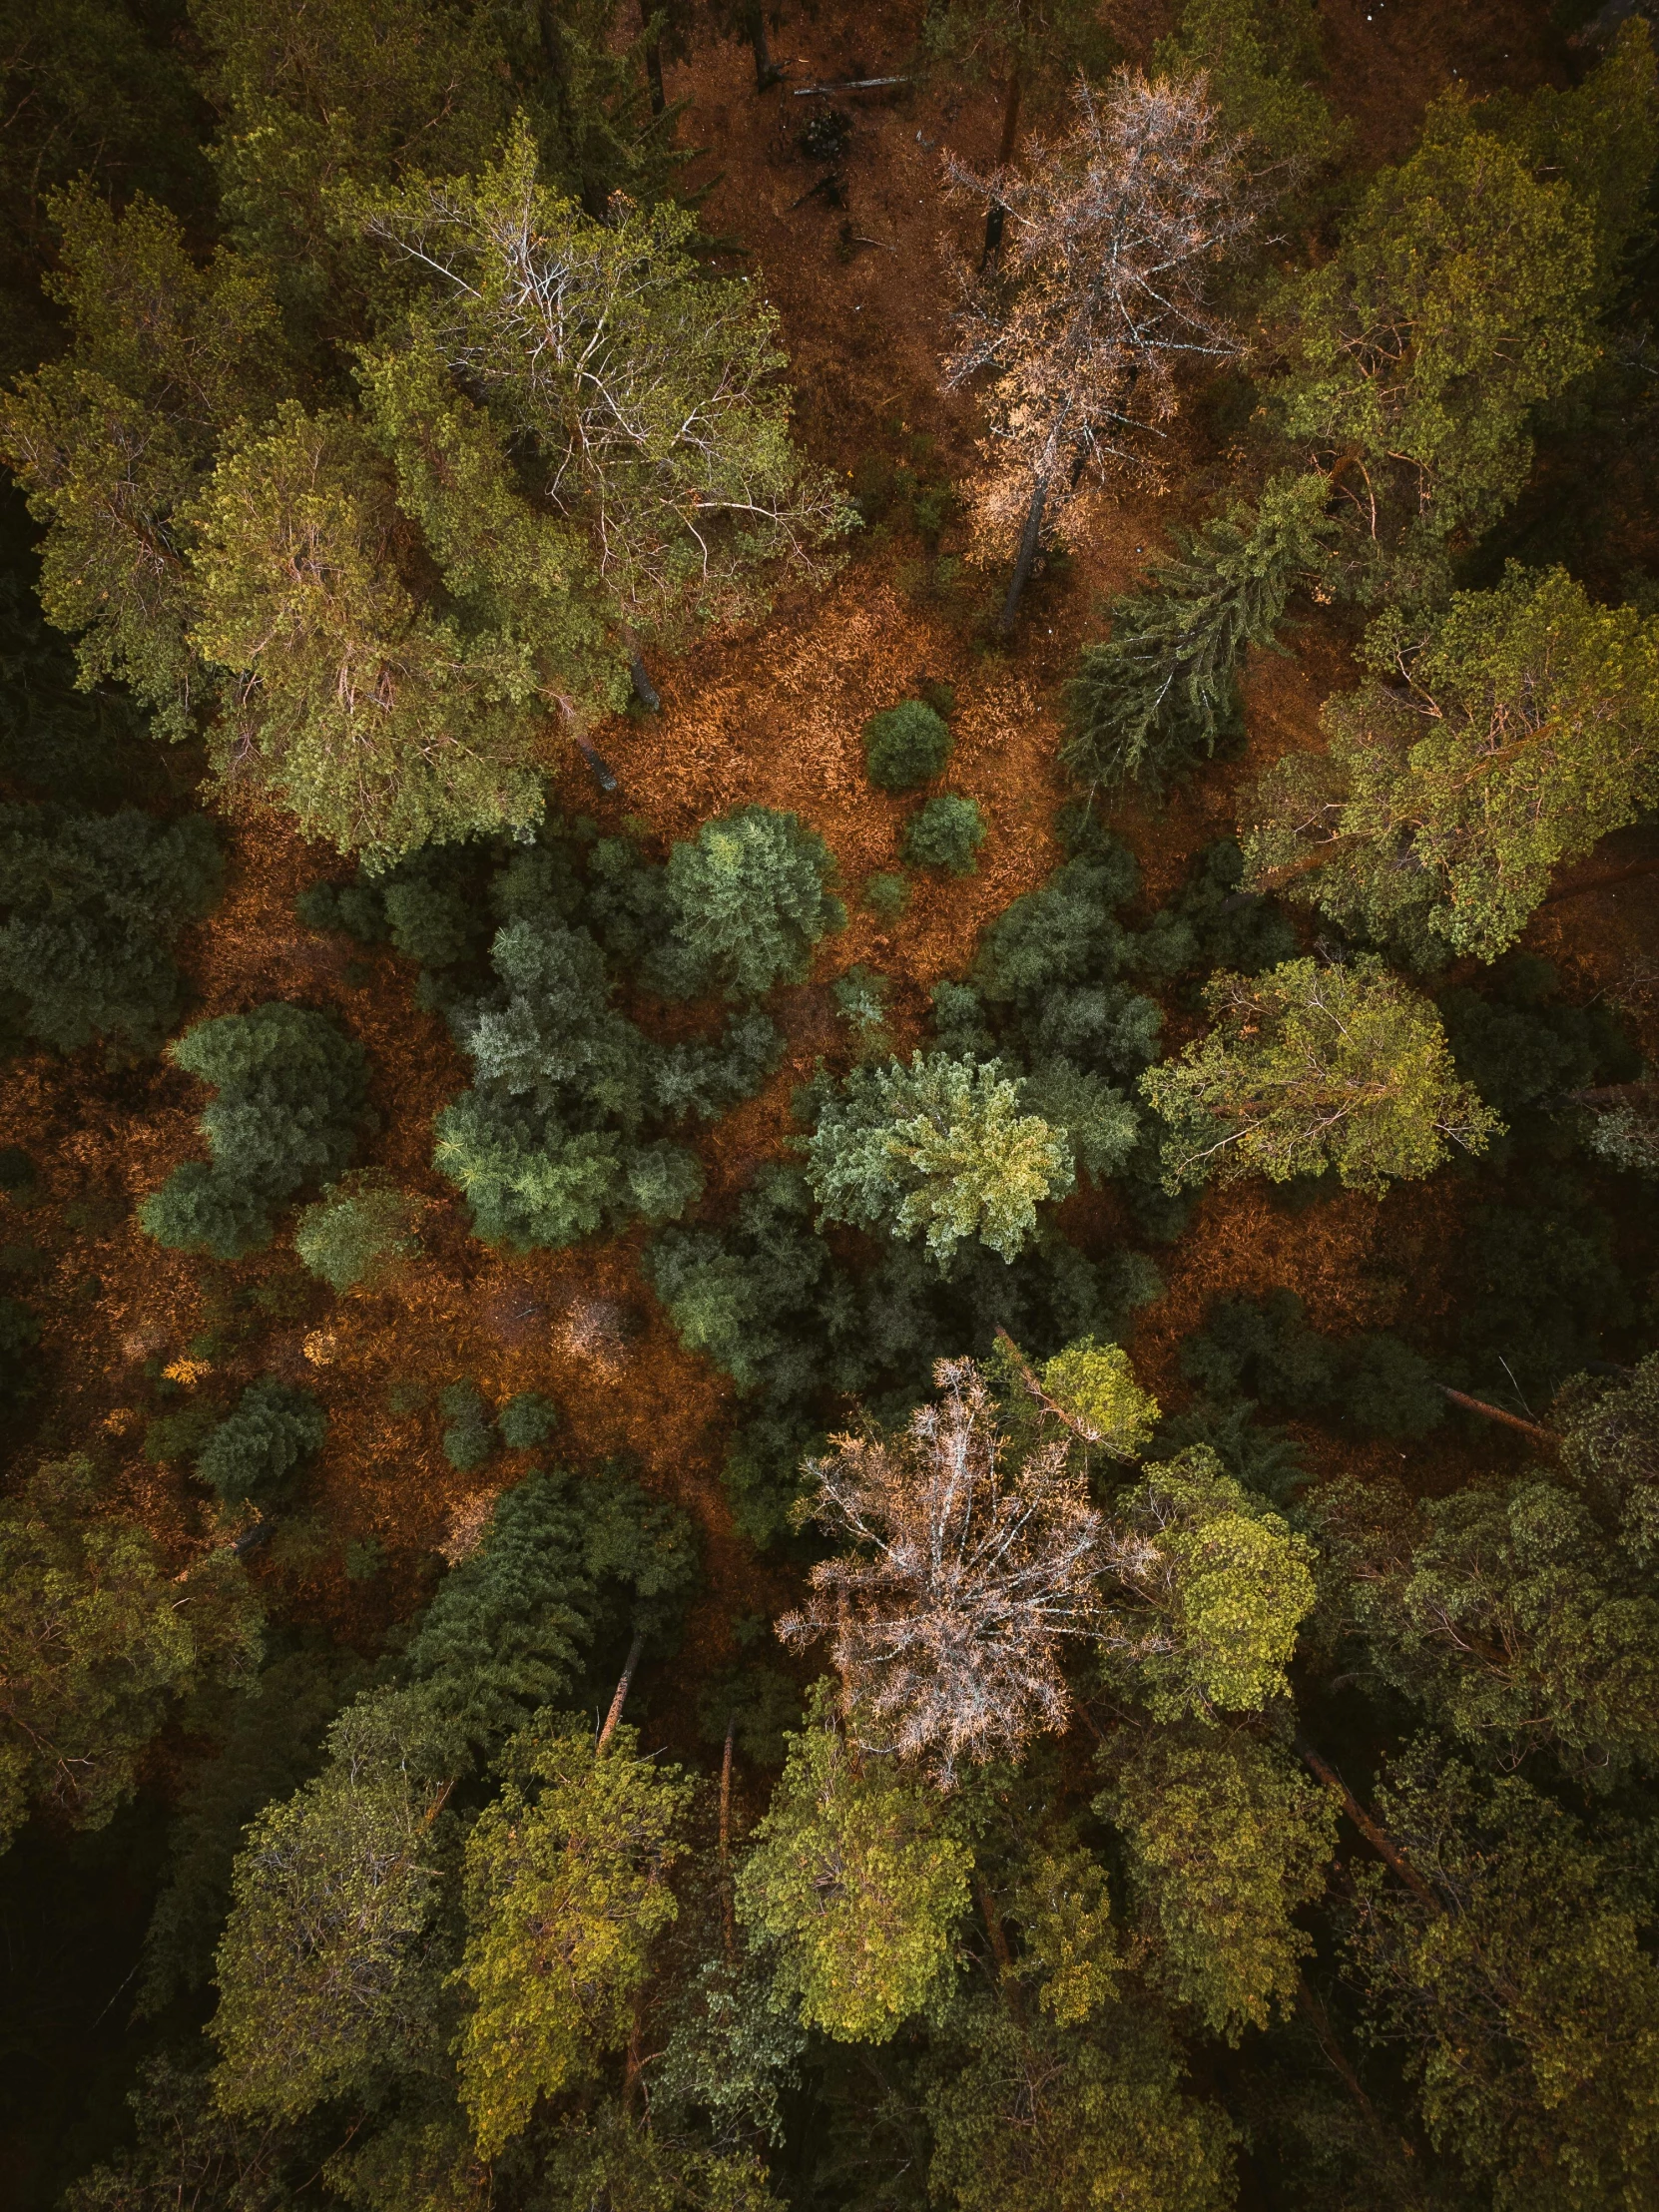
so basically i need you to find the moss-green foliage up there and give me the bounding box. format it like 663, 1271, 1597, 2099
864, 699, 954, 791
0, 804, 221, 1058
926, 1998, 1238, 2212
1039, 1338, 1160, 1454
862, 869, 911, 921
1245, 567, 1659, 963
293, 1171, 422, 1294
0, 1456, 262, 1852
1456, 1179, 1637, 1407
804, 1051, 1074, 1266
1557, 1354, 1659, 1566
139, 1003, 369, 1259
1105, 1446, 1317, 1721
1181, 1290, 1446, 1442
1155, 0, 1346, 179
735, 1704, 972, 2041
438, 1381, 494, 1473
457, 1722, 692, 2155
1100, 1729, 1337, 2040
60, 2058, 297, 2212
197, 1380, 326, 1507
663, 806, 844, 998
902, 794, 986, 875
1439, 955, 1639, 1127
1143, 955, 1499, 1194
497, 1390, 558, 1449
1065, 470, 1336, 791
1346, 1746, 1659, 2207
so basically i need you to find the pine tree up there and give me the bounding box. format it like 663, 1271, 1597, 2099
293, 1171, 423, 1294
140, 1003, 369, 1259
1141, 955, 1500, 1194
941, 71, 1257, 629
196, 1381, 327, 1509
1064, 470, 1335, 791
1153, 0, 1347, 181
663, 806, 844, 999
1243, 567, 1659, 965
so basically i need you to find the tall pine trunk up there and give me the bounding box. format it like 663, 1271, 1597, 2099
640, 0, 666, 115
747, 2, 781, 91
999, 469, 1048, 634
980, 6, 1025, 269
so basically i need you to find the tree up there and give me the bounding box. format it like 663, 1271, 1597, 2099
61, 2057, 297, 2212
1276, 101, 1600, 553
0, 183, 287, 737
543, 2103, 785, 2212
942, 72, 1256, 629
352, 120, 850, 664
1346, 1745, 1659, 2209
294, 1171, 423, 1293
1555, 1352, 1659, 1566
1140, 955, 1500, 1194
197, 1381, 327, 1509
863, 698, 954, 791
663, 807, 844, 999
781, 1359, 1110, 1781
926, 1998, 1238, 2212
1034, 1337, 1160, 1454
139, 1003, 369, 1259
456, 1721, 692, 2156
0, 804, 221, 1058
0, 1455, 261, 1852
1064, 469, 1336, 791
1100, 1727, 1336, 2040
1242, 567, 1659, 964
211, 1689, 452, 2119
735, 1698, 972, 2040
1153, 0, 1346, 181
903, 795, 987, 876
804, 1051, 1074, 1267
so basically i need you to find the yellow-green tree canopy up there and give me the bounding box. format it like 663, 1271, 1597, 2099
1141, 955, 1500, 1194
735, 1701, 972, 2041
456, 1719, 692, 2157
1039, 1338, 1160, 1455
1243, 567, 1659, 964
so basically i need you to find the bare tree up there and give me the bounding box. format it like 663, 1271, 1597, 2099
941, 70, 1258, 631
779, 1359, 1108, 1784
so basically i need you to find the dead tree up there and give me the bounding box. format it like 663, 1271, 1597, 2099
941, 71, 1257, 632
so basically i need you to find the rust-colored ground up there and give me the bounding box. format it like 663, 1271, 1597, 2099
5, 0, 1654, 1745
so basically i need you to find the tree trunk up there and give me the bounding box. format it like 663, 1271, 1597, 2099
1565, 1078, 1659, 1110
640, 0, 666, 115
998, 471, 1048, 634
598, 1629, 646, 1751
574, 734, 619, 793
747, 3, 781, 91
629, 648, 661, 712
719, 1710, 738, 1962
973, 1870, 1023, 2018
1438, 1385, 1557, 1449
1296, 1739, 1437, 1909
979, 11, 1025, 268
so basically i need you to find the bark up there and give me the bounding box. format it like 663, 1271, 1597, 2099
998, 470, 1049, 633
574, 734, 620, 793
1565, 1078, 1659, 1110
1296, 1738, 1437, 1910
974, 1870, 1024, 2020
747, 3, 781, 91
629, 648, 661, 713
1438, 1386, 1557, 1450
641, 0, 666, 115
980, 13, 1025, 270
719, 1710, 737, 1962
1539, 854, 1659, 907
598, 1629, 646, 1751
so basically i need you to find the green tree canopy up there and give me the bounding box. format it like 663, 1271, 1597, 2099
1141, 955, 1499, 1194
1244, 567, 1659, 964
139, 1002, 369, 1259
0, 1456, 261, 1853
804, 1051, 1075, 1266
456, 1720, 692, 2156
735, 1702, 972, 2041
662, 806, 844, 1000
293, 1170, 423, 1294
1154, 0, 1347, 180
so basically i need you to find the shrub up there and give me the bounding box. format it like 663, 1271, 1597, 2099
140, 1004, 369, 1260
903, 795, 986, 876
497, 1392, 558, 1449
197, 1381, 327, 1506
863, 700, 953, 792
294, 1172, 422, 1294
440, 1382, 496, 1473
862, 871, 910, 921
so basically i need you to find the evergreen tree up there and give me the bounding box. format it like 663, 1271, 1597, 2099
1153, 0, 1346, 181
140, 1002, 370, 1259
0, 1455, 262, 1852
456, 1721, 692, 2155
662, 805, 844, 1000
1243, 566, 1659, 964
1064, 470, 1335, 791
1141, 955, 1499, 1194
804, 1051, 1075, 1266
293, 1171, 422, 1294
197, 1381, 327, 1509
0, 804, 221, 1058
735, 1696, 973, 2041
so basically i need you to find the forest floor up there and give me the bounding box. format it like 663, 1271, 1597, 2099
5, 0, 1657, 1759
